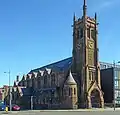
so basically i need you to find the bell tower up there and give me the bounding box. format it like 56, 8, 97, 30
72, 0, 104, 108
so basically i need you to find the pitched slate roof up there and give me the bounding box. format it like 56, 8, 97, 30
34, 88, 56, 95
29, 56, 119, 74
29, 57, 72, 73
18, 87, 33, 96
21, 88, 33, 96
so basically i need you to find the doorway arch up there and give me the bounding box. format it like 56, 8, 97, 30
90, 89, 100, 108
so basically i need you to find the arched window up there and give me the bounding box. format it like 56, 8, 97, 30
37, 77, 41, 88
80, 28, 83, 38
44, 75, 47, 86
87, 28, 90, 38
91, 29, 95, 39
74, 88, 76, 95
89, 71, 95, 81
69, 88, 72, 96
51, 74, 55, 86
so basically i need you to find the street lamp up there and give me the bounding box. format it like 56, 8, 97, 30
31, 96, 33, 110
113, 61, 120, 111
4, 70, 12, 111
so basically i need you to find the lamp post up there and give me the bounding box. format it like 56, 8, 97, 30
4, 70, 12, 111
113, 61, 120, 111
31, 96, 33, 110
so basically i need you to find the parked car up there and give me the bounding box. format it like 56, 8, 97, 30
8, 104, 20, 111
0, 101, 6, 111
12, 104, 20, 111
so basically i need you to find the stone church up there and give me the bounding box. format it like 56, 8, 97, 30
13, 0, 104, 109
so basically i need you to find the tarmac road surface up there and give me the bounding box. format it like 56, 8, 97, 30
0, 109, 120, 115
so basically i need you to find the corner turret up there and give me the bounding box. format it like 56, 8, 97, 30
62, 71, 78, 109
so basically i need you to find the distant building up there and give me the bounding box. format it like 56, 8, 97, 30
0, 85, 9, 102
101, 67, 120, 106
100, 62, 120, 70
11, 86, 33, 109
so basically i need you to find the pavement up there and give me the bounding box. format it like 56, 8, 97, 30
0, 108, 120, 115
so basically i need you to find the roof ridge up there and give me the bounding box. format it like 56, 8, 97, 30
29, 57, 72, 73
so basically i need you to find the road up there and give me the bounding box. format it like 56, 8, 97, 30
0, 109, 120, 115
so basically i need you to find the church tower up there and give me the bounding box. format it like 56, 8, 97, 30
72, 0, 104, 108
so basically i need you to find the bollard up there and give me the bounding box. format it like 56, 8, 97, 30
5, 106, 8, 112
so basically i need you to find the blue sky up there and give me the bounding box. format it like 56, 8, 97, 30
0, 0, 120, 87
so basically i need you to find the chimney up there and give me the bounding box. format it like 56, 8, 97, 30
16, 75, 19, 82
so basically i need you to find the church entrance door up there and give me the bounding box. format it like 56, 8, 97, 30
90, 89, 100, 108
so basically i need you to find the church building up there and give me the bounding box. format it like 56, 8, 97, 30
13, 0, 104, 109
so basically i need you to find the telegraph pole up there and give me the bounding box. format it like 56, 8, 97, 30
31, 96, 33, 110
4, 70, 12, 111
113, 61, 115, 111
